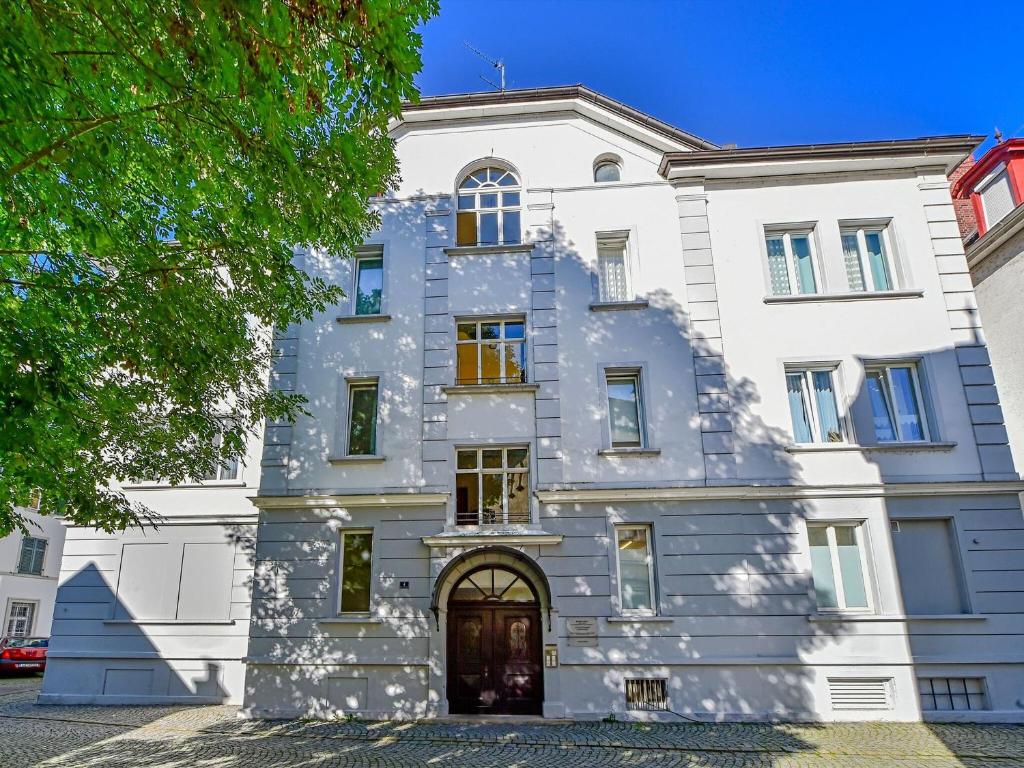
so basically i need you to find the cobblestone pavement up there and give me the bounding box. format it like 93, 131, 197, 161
1, 681, 1023, 767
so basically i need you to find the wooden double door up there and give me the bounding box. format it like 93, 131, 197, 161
447, 604, 543, 715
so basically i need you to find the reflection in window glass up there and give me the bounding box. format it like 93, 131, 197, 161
607, 373, 643, 447
594, 161, 621, 183
455, 447, 530, 525
456, 167, 522, 246
617, 527, 654, 613
340, 532, 373, 613
354, 256, 383, 315
455, 319, 527, 385
347, 382, 378, 455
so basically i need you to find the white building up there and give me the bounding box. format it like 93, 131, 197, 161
43, 87, 1024, 722
2, 507, 65, 639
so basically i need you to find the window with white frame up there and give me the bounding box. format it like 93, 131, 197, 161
346, 379, 379, 456
456, 319, 526, 385
455, 447, 529, 525
339, 530, 373, 613
785, 367, 844, 444
17, 537, 46, 576
841, 224, 897, 292
606, 370, 645, 448
808, 523, 871, 611
765, 227, 820, 295
5, 602, 35, 637
596, 232, 631, 302
978, 168, 1016, 230
456, 166, 521, 246
865, 362, 930, 443
594, 159, 621, 183
615, 525, 656, 614
201, 430, 240, 481
353, 251, 383, 315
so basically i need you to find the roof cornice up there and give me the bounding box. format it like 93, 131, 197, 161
659, 135, 984, 179
398, 85, 718, 151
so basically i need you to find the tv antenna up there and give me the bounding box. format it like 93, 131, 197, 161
465, 42, 506, 91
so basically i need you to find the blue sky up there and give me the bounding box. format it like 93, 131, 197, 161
416, 1, 1023, 153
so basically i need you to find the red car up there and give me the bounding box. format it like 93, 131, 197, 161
0, 637, 48, 674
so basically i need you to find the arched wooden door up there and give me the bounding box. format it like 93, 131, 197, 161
446, 566, 543, 715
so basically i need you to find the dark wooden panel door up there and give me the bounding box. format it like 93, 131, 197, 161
447, 605, 542, 714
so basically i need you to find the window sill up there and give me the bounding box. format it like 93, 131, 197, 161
808, 613, 986, 623
606, 615, 674, 624
422, 529, 563, 547
336, 314, 391, 325
444, 243, 535, 256
598, 448, 662, 457
103, 619, 236, 626
785, 441, 956, 453
589, 299, 650, 312
121, 481, 246, 490
763, 289, 924, 305
443, 383, 539, 395
328, 455, 386, 465
319, 614, 382, 625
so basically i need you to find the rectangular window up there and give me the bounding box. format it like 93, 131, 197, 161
596, 233, 630, 302
808, 523, 870, 611
346, 380, 379, 456
455, 447, 530, 525
201, 430, 240, 481
919, 677, 988, 712
455, 319, 526, 385
865, 363, 929, 443
785, 367, 844, 444
17, 537, 47, 576
339, 531, 373, 613
765, 228, 819, 295
606, 371, 644, 448
354, 253, 383, 315
616, 525, 655, 614
841, 225, 896, 292
979, 168, 1016, 229
5, 602, 35, 637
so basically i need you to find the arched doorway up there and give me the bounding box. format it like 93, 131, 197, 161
446, 565, 544, 715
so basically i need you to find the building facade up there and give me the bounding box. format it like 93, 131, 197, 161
43, 88, 1024, 722
1, 507, 66, 640
951, 139, 1024, 472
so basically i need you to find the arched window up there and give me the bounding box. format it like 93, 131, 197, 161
456, 166, 521, 246
594, 160, 621, 183
450, 567, 537, 603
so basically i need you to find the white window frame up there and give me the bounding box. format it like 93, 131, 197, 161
605, 369, 647, 448
807, 521, 874, 614
595, 231, 632, 303
351, 247, 385, 316
454, 445, 532, 526
864, 361, 932, 443
455, 317, 527, 386
16, 536, 47, 576
337, 528, 374, 615
5, 600, 37, 637
345, 377, 380, 457
594, 159, 621, 183
455, 166, 522, 246
764, 225, 822, 296
784, 365, 847, 444
840, 222, 900, 292
614, 524, 657, 616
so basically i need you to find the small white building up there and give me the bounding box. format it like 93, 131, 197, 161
42, 87, 1024, 722
1, 507, 66, 639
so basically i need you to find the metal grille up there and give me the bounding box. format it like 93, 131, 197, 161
625, 679, 668, 711
919, 677, 988, 712
827, 678, 892, 710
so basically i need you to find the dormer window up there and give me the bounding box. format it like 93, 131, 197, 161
977, 167, 1015, 230
456, 166, 521, 246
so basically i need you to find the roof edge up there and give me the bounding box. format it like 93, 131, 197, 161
401, 85, 719, 151
659, 135, 985, 177
951, 138, 1024, 199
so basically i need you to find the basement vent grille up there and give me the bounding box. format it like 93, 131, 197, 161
827, 678, 893, 710
625, 678, 668, 711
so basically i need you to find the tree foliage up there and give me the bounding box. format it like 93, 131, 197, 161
0, 0, 436, 534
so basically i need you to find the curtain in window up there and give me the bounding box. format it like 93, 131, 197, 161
766, 237, 790, 295
812, 371, 843, 442
617, 528, 653, 611
786, 374, 813, 443
864, 232, 892, 291
866, 371, 897, 441
598, 245, 628, 302
790, 235, 817, 294
841, 233, 866, 291
889, 367, 925, 441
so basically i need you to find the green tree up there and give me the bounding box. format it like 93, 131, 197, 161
0, 0, 436, 534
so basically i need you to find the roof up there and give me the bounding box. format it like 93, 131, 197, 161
660, 135, 984, 177
400, 85, 719, 151
950, 138, 1024, 199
